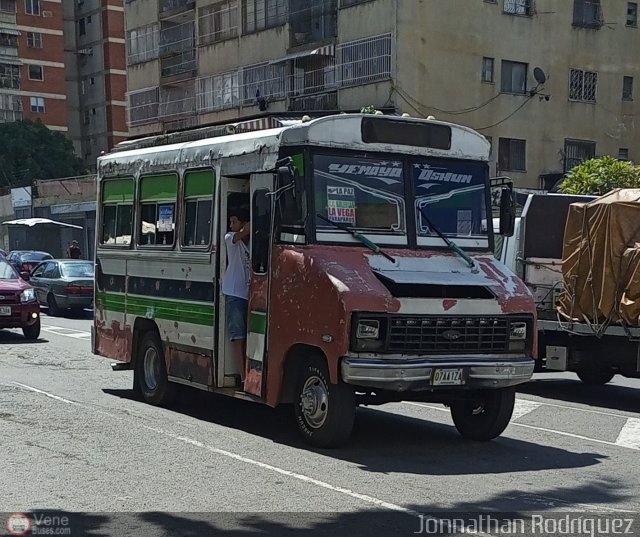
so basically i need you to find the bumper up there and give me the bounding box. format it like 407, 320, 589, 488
0, 302, 40, 329
57, 294, 93, 309
341, 356, 535, 391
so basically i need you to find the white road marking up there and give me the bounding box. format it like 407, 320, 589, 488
511, 399, 542, 420
615, 417, 640, 450
41, 325, 91, 339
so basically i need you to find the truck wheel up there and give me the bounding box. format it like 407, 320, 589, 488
135, 331, 175, 406
293, 356, 355, 448
450, 387, 515, 441
22, 318, 41, 340
576, 366, 615, 386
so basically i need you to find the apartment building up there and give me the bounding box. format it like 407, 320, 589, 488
0, 0, 127, 170
123, 0, 640, 189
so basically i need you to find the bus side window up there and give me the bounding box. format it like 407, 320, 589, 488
252, 189, 271, 274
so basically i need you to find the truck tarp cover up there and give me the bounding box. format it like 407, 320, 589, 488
558, 189, 640, 326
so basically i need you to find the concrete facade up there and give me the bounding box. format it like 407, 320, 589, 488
123, 0, 640, 188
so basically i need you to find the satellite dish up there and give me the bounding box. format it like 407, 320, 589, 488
533, 67, 547, 85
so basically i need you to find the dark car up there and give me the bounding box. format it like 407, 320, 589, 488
0, 258, 41, 339
29, 259, 94, 315
7, 250, 54, 274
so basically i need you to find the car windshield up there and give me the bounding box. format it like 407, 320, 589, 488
0, 260, 19, 280
20, 252, 52, 261
61, 262, 94, 278
413, 159, 489, 240
313, 154, 406, 238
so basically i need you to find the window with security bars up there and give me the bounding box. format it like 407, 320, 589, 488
198, 0, 238, 45
0, 94, 22, 122
0, 64, 20, 89
482, 57, 494, 83
127, 24, 160, 65
289, 0, 337, 47
629, 2, 638, 26
196, 71, 239, 111
243, 0, 286, 33
0, 0, 16, 12
127, 87, 159, 126
623, 76, 634, 100
569, 68, 597, 102
573, 0, 602, 28
503, 0, 534, 16
564, 139, 595, 172
241, 63, 285, 105
337, 33, 392, 87
498, 138, 526, 172
619, 148, 629, 161
500, 60, 527, 94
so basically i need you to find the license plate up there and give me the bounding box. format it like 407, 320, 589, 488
433, 368, 464, 386
0, 306, 11, 316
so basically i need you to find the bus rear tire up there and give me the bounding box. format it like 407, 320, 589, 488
135, 331, 175, 406
293, 356, 355, 448
450, 387, 515, 441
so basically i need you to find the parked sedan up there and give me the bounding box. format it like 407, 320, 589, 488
29, 260, 94, 315
7, 250, 53, 273
0, 258, 41, 339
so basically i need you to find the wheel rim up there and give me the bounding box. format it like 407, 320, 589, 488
299, 375, 329, 429
143, 346, 161, 391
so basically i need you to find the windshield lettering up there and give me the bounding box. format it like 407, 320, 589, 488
328, 163, 403, 178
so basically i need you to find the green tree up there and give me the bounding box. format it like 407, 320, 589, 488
0, 120, 87, 187
559, 156, 640, 195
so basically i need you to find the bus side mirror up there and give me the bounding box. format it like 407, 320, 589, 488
277, 166, 303, 199
499, 188, 516, 237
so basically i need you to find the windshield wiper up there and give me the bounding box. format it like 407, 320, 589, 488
418, 207, 475, 268
316, 214, 396, 263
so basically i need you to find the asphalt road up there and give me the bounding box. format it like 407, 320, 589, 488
1, 312, 639, 536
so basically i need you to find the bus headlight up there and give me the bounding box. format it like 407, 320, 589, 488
509, 322, 527, 340
352, 316, 387, 352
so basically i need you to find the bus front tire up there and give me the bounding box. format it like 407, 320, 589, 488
293, 357, 355, 448
135, 331, 175, 406
450, 387, 515, 441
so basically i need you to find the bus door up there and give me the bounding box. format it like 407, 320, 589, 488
244, 173, 274, 397
217, 176, 249, 388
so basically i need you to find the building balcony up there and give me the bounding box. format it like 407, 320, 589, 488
0, 11, 17, 25
159, 0, 195, 20
0, 108, 22, 122
160, 50, 196, 80
160, 21, 195, 57
289, 90, 337, 112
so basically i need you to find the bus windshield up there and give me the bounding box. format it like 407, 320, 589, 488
313, 154, 406, 241
312, 153, 489, 247
413, 159, 488, 243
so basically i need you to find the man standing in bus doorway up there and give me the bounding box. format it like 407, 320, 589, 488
222, 208, 251, 387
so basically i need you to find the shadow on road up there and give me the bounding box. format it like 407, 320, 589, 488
42, 307, 94, 320
0, 330, 48, 344
17, 479, 636, 537
519, 377, 640, 414
103, 387, 606, 479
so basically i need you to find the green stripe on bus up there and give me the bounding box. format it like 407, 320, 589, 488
250, 311, 267, 335
292, 153, 305, 176
140, 174, 178, 201
103, 178, 134, 202
185, 170, 215, 198
96, 291, 215, 326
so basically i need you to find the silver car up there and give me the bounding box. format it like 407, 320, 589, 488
29, 260, 94, 315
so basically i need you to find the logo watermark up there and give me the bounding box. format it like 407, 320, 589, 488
5, 513, 71, 536
414, 513, 637, 536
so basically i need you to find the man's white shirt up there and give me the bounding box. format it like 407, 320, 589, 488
222, 232, 250, 299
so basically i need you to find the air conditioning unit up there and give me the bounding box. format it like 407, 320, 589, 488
42, 10, 53, 17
